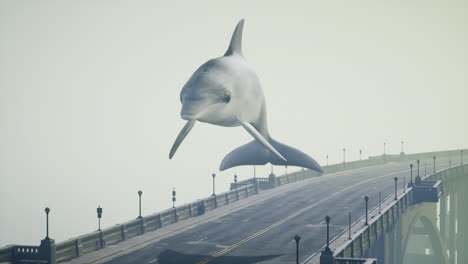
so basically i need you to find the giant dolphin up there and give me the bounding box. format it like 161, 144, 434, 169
169, 19, 323, 173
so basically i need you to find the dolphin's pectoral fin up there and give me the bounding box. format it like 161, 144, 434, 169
169, 120, 196, 159
238, 120, 286, 161
219, 138, 323, 173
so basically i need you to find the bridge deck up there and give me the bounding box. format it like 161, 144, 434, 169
62, 157, 455, 264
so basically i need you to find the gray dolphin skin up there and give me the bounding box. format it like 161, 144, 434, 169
169, 19, 323, 173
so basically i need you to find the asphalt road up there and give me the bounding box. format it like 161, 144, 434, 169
104, 157, 454, 264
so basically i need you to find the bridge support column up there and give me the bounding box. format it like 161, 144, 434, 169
39, 238, 56, 264
319, 248, 334, 264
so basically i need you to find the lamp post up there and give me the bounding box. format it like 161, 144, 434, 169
326, 154, 329, 166
348, 211, 352, 239
384, 142, 386, 155
433, 156, 436, 172
401, 141, 404, 153
417, 160, 420, 177
394, 177, 398, 200
364, 196, 369, 225
137, 190, 143, 219
343, 148, 346, 164
462, 150, 464, 165
359, 149, 362, 161
403, 174, 406, 193
320, 216, 334, 264
97, 206, 103, 231
325, 216, 331, 250
379, 192, 382, 214
253, 166, 256, 179
172, 188, 176, 208
409, 163, 413, 186
294, 235, 301, 264
212, 173, 216, 196
45, 207, 50, 239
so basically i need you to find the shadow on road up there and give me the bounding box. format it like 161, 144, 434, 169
157, 249, 282, 264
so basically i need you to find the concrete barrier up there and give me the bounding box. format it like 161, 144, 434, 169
124, 219, 144, 240
160, 209, 177, 227
102, 225, 123, 247
228, 189, 238, 202
143, 213, 162, 232
55, 239, 76, 262
177, 205, 191, 221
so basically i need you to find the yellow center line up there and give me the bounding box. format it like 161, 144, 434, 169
196, 169, 405, 264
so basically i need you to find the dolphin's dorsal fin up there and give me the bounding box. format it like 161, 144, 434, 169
224, 19, 245, 56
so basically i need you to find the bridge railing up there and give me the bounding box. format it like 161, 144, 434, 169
1, 149, 465, 264
52, 183, 260, 263
307, 163, 467, 264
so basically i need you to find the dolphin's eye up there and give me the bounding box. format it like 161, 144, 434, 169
223, 93, 231, 103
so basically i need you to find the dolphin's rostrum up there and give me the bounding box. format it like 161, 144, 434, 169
169, 19, 323, 173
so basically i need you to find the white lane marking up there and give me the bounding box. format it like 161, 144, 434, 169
241, 218, 250, 222
149, 258, 159, 263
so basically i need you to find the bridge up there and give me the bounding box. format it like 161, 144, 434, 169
0, 149, 465, 264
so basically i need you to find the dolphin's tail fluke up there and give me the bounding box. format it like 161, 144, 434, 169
219, 139, 323, 173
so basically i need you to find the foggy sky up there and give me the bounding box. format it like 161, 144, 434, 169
0, 0, 467, 246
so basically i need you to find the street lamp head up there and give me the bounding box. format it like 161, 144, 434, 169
212, 173, 216, 178
364, 195, 369, 201
410, 163, 413, 168
325, 215, 331, 223
45, 207, 50, 214
394, 177, 398, 182
138, 190, 142, 196
97, 206, 103, 218
417, 160, 420, 164
294, 234, 301, 242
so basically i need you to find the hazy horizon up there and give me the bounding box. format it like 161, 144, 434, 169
1, 1, 467, 247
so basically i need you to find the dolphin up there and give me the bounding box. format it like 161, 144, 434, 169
169, 19, 323, 173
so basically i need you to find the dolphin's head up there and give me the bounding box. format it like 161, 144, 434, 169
169, 19, 247, 159
179, 58, 237, 123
